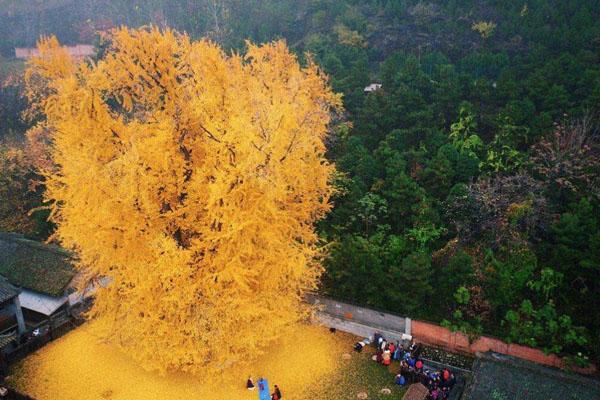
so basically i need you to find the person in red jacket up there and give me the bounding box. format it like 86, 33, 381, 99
271, 384, 282, 400
442, 368, 450, 381
415, 359, 424, 372
383, 349, 391, 366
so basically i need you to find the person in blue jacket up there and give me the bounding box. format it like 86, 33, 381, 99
395, 374, 406, 386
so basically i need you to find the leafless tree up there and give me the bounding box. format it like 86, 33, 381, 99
532, 113, 600, 200
204, 0, 231, 45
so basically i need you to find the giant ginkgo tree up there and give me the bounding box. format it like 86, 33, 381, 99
26, 28, 341, 374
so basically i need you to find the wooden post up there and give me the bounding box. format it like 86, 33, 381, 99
12, 297, 26, 336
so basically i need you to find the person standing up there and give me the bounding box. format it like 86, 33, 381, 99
258, 377, 270, 400
389, 341, 396, 358
272, 384, 282, 400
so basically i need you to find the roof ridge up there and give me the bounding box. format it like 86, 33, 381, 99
0, 232, 73, 259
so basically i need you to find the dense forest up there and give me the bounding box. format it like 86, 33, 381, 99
1, 0, 599, 366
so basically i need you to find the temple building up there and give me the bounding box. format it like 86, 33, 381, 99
0, 233, 77, 326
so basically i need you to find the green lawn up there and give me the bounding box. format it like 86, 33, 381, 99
305, 332, 407, 400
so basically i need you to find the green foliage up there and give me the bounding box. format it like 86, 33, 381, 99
484, 246, 537, 312
407, 224, 444, 252
527, 268, 563, 302
490, 389, 509, 400
437, 250, 475, 300
502, 268, 588, 359
483, 139, 526, 175
449, 103, 483, 160
504, 300, 587, 357
303, 0, 600, 362
356, 193, 388, 235
441, 286, 484, 343
324, 231, 434, 317
454, 285, 470, 304
389, 252, 434, 316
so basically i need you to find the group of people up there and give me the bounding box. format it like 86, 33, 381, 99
396, 363, 456, 400
355, 334, 457, 400
246, 377, 282, 400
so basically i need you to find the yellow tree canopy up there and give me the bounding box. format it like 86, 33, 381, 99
26, 28, 341, 375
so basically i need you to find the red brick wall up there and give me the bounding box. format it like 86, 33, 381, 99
412, 320, 597, 375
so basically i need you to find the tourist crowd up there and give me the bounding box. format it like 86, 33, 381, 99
355, 334, 457, 400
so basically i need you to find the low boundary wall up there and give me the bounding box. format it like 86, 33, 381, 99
309, 295, 596, 375
411, 319, 597, 375
309, 295, 408, 334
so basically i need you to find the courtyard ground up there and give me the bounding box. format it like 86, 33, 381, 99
8, 322, 406, 400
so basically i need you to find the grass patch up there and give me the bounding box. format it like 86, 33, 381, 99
305, 334, 406, 399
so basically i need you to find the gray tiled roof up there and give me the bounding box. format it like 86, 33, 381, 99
0, 277, 19, 304
0, 232, 76, 297
462, 352, 600, 400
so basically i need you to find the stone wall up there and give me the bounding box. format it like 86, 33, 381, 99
308, 295, 407, 333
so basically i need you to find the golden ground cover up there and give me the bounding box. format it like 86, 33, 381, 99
9, 323, 405, 400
